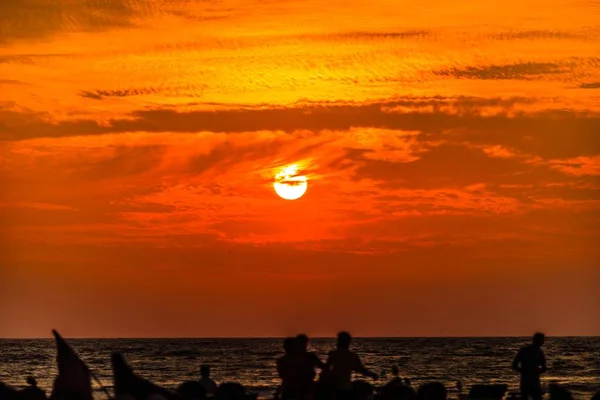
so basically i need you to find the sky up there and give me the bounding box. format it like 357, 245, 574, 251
0, 0, 599, 338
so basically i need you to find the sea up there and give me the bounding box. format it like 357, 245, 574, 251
0, 338, 598, 399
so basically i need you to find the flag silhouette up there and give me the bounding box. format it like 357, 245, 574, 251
50, 330, 93, 400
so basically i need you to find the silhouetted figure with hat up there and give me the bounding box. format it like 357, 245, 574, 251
323, 331, 378, 400
512, 333, 547, 400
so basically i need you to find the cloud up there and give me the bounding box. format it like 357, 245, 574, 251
549, 156, 600, 176
0, 202, 76, 211
0, 79, 25, 85
491, 30, 590, 41
0, 54, 75, 65
351, 143, 571, 191
311, 30, 432, 41
579, 82, 600, 89
2, 98, 598, 160
0, 0, 139, 43
79, 84, 206, 100
434, 62, 567, 80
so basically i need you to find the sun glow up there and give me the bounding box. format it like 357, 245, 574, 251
273, 165, 308, 200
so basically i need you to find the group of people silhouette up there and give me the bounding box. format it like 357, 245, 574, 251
276, 332, 378, 400
268, 331, 591, 400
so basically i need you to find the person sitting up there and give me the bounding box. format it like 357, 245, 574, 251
177, 381, 206, 400
548, 384, 573, 400
215, 383, 245, 400
379, 366, 405, 399
296, 334, 325, 396
323, 331, 378, 399
351, 380, 374, 400
416, 382, 447, 400
19, 377, 47, 400
199, 365, 218, 397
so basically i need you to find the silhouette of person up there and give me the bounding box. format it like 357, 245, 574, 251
295, 333, 324, 396
177, 381, 207, 400
548, 384, 573, 400
19, 377, 47, 400
199, 365, 217, 397
215, 382, 247, 400
512, 332, 547, 400
324, 331, 378, 400
416, 382, 447, 400
277, 337, 302, 400
350, 381, 374, 400
380, 366, 404, 399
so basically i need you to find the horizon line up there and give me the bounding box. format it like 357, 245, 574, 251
2, 335, 599, 340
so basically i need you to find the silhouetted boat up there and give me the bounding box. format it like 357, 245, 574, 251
111, 353, 184, 400
50, 330, 93, 400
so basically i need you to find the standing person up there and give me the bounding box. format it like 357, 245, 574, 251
296, 334, 324, 398
277, 337, 302, 400
198, 365, 218, 397
512, 332, 548, 400
324, 331, 378, 400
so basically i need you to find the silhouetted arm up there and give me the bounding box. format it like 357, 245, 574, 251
324, 351, 333, 370
312, 353, 325, 370
512, 350, 522, 373
539, 351, 547, 374
353, 354, 378, 380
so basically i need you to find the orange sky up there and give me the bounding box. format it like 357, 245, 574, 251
1, 0, 599, 338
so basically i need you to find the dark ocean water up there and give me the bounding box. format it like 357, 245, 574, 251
0, 338, 598, 399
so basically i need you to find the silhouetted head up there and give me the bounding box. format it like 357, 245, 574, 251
416, 382, 447, 400
532, 332, 546, 347
26, 377, 37, 387
351, 381, 374, 400
177, 381, 206, 400
296, 334, 309, 351
549, 384, 573, 400
391, 365, 399, 377
390, 385, 417, 400
283, 337, 297, 355
592, 390, 600, 400
146, 395, 167, 400
337, 331, 352, 349
216, 382, 245, 400
200, 365, 211, 378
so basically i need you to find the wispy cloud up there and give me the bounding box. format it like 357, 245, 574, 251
434, 62, 568, 80
579, 82, 600, 89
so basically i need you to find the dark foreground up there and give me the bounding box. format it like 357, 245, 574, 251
0, 333, 598, 400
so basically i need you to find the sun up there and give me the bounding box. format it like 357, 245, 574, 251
273, 164, 308, 200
